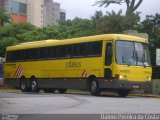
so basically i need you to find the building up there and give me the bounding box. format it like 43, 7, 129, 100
0, 0, 66, 27
27, 0, 44, 27
0, 0, 27, 24
60, 9, 66, 21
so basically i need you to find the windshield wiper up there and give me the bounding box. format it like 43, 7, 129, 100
135, 51, 146, 67
142, 58, 146, 68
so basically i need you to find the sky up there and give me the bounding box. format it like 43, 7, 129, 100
54, 0, 160, 20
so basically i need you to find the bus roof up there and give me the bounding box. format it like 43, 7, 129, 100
7, 34, 147, 51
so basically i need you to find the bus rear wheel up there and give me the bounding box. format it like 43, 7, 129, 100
90, 79, 101, 96
58, 89, 67, 94
31, 78, 40, 92
20, 78, 29, 92
118, 90, 130, 97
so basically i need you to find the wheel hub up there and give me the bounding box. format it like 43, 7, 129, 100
32, 81, 37, 91
91, 81, 97, 92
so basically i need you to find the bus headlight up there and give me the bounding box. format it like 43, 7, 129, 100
148, 77, 151, 81
119, 75, 123, 79
146, 77, 151, 81
115, 74, 124, 80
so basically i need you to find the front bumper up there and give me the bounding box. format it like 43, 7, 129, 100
99, 79, 152, 90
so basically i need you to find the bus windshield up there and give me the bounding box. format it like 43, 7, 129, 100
116, 40, 151, 66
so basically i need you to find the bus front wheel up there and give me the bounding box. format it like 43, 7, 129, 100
90, 79, 101, 96
31, 78, 40, 92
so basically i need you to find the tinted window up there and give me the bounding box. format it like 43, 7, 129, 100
30, 49, 39, 60
79, 43, 86, 56
59, 46, 66, 58
48, 47, 57, 59
73, 44, 79, 57
39, 48, 48, 59
6, 51, 15, 62
6, 41, 102, 62
105, 43, 112, 66
66, 45, 72, 58
87, 42, 102, 56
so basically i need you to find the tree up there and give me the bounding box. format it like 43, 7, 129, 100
0, 12, 141, 57
137, 13, 160, 66
90, 10, 140, 34
94, 0, 143, 15
91, 11, 105, 34
0, 7, 10, 27
0, 37, 17, 56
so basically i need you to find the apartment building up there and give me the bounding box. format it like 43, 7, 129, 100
60, 9, 66, 21
0, 0, 27, 23
0, 0, 66, 27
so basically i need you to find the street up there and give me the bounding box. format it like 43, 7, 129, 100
0, 92, 160, 114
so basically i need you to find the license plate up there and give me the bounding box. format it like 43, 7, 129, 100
133, 85, 139, 89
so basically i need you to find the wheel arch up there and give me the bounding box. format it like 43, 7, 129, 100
30, 75, 36, 80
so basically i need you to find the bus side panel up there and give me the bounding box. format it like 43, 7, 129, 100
4, 57, 104, 89
37, 78, 87, 89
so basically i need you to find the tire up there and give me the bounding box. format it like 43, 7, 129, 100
43, 88, 55, 93
118, 90, 130, 97
58, 89, 67, 94
20, 78, 28, 92
90, 79, 101, 96
31, 78, 40, 92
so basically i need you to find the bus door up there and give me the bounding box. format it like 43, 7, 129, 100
104, 41, 113, 80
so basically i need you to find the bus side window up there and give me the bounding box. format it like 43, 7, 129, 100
72, 44, 79, 57
39, 47, 48, 59
48, 47, 57, 59
66, 45, 72, 58
87, 41, 102, 56
105, 43, 112, 66
72, 43, 86, 57
59, 46, 66, 58
79, 43, 86, 56
6, 51, 14, 62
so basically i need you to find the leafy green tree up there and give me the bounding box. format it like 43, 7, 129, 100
0, 37, 17, 56
137, 13, 160, 66
0, 7, 10, 27
0, 11, 141, 57
91, 10, 140, 34
57, 18, 96, 39
91, 11, 105, 34
94, 0, 143, 15
0, 23, 35, 39
0, 23, 36, 56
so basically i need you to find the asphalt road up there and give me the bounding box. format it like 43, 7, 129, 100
0, 92, 160, 115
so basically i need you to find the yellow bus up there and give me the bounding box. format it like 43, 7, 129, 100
4, 34, 152, 97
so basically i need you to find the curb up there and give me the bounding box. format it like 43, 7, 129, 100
68, 91, 160, 98
0, 89, 160, 98
129, 94, 160, 98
